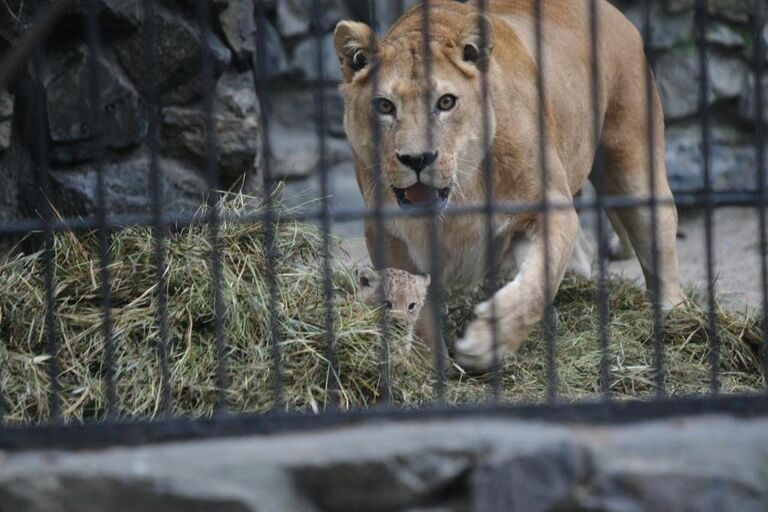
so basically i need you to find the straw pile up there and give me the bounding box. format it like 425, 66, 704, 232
0, 193, 763, 424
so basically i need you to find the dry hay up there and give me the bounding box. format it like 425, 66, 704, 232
0, 193, 764, 424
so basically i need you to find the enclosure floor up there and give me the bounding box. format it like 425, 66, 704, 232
609, 207, 765, 311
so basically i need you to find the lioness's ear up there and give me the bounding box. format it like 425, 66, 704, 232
334, 20, 377, 82
457, 13, 493, 70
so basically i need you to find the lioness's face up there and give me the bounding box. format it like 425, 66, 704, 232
334, 13, 495, 212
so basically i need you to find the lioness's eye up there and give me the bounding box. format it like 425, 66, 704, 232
437, 94, 457, 111
373, 98, 396, 115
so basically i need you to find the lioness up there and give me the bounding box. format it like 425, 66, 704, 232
334, 0, 685, 371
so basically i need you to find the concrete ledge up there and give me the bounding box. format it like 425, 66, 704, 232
1, 415, 768, 511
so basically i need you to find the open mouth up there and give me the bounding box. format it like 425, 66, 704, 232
393, 183, 451, 212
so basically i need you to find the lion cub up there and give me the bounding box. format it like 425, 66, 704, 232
356, 267, 430, 348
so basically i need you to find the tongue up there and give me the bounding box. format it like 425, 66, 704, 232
404, 183, 437, 204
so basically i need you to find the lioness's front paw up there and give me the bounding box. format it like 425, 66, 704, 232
455, 298, 532, 372
455, 315, 497, 372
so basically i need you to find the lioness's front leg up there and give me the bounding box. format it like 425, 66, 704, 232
455, 198, 579, 371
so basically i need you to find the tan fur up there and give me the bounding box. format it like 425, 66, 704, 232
335, 0, 686, 371
357, 267, 431, 348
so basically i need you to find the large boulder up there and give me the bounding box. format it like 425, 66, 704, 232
218, 0, 256, 63
42, 44, 148, 165
47, 152, 208, 217
656, 50, 746, 120
114, 4, 231, 105
252, 19, 290, 78
665, 122, 758, 192
161, 70, 261, 184
67, 0, 142, 33
291, 33, 342, 83
276, 0, 350, 38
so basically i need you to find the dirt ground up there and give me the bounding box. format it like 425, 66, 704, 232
611, 207, 765, 311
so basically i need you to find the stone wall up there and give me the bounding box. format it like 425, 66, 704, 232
1, 415, 767, 511
617, 0, 767, 192
1, 0, 766, 232
0, 0, 262, 229
261, 0, 768, 193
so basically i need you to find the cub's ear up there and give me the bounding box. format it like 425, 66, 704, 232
457, 13, 493, 70
334, 20, 377, 82
418, 273, 432, 288
356, 266, 380, 289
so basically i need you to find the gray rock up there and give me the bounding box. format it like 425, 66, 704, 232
619, 1, 693, 50
583, 473, 768, 512
473, 443, 593, 512
114, 4, 231, 105
270, 84, 345, 137
292, 451, 474, 512
668, 0, 753, 23
269, 121, 353, 178
656, 50, 744, 120
0, 134, 33, 227
665, 122, 758, 192
276, 0, 349, 38
253, 19, 290, 78
707, 22, 748, 49
740, 72, 768, 124
656, 51, 703, 120
219, 0, 255, 62
42, 44, 148, 164
48, 152, 208, 217
67, 0, 142, 30
291, 33, 343, 83
0, 91, 12, 152
161, 70, 261, 184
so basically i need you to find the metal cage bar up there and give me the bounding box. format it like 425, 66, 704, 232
0, 0, 765, 446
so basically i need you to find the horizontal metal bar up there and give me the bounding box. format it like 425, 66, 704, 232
0, 190, 764, 237
1, 393, 767, 452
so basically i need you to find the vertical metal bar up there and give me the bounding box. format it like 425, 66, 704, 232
420, 0, 447, 401
533, 0, 558, 404
642, 0, 667, 399
195, 0, 228, 414
142, 0, 172, 418
695, 0, 720, 395
85, 0, 117, 419
589, 0, 611, 398
26, 0, 61, 423
368, 0, 393, 404
253, 0, 284, 409
396, 0, 406, 18
476, 0, 502, 401
311, 0, 339, 407
753, 0, 768, 387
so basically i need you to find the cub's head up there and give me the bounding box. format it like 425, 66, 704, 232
334, 4, 495, 212
357, 267, 430, 338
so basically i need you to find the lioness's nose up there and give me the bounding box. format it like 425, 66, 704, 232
396, 151, 438, 173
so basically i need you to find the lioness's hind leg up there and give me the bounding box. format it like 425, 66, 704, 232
601, 90, 685, 309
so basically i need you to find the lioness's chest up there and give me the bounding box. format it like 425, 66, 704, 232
388, 215, 518, 286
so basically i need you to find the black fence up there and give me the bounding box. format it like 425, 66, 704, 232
0, 0, 767, 450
